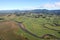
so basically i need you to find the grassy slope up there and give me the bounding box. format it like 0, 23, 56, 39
0, 15, 60, 40
14, 16, 60, 40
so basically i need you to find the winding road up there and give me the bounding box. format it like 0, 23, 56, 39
16, 22, 43, 39
14, 21, 60, 39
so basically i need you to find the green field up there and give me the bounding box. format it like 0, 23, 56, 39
0, 14, 60, 40
13, 15, 60, 40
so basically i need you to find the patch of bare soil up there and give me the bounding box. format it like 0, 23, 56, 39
0, 21, 27, 40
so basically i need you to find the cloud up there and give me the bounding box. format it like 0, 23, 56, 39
55, 2, 60, 7
41, 4, 55, 8
40, 2, 60, 9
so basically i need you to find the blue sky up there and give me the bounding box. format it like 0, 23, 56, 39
0, 0, 60, 10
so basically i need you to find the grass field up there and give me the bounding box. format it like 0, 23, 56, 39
0, 14, 60, 40
13, 15, 60, 40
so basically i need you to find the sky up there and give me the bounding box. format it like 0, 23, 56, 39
0, 0, 60, 10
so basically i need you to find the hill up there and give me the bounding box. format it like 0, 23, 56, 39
0, 21, 27, 40
0, 9, 60, 15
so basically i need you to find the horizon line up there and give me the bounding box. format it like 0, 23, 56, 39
0, 9, 60, 10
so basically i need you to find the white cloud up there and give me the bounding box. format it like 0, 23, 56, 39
42, 4, 55, 8
55, 2, 60, 7
40, 2, 60, 9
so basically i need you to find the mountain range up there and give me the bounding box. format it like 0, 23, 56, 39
0, 9, 60, 15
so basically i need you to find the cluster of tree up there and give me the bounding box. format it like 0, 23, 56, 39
0, 18, 4, 20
